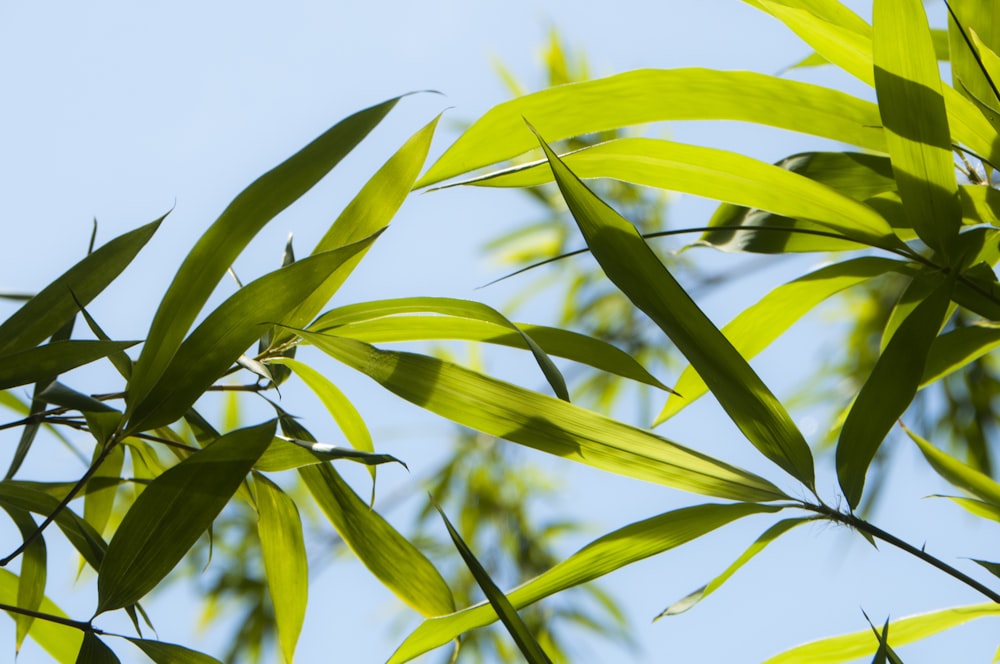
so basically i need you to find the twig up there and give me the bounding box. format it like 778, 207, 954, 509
0, 602, 100, 633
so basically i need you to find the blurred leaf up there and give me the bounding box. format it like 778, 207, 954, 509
659, 257, 912, 422
874, 0, 962, 261
390, 502, 781, 663
763, 603, 1000, 663
0, 568, 81, 663
128, 98, 399, 410
531, 127, 815, 490
0, 341, 137, 392
253, 473, 307, 664
298, 462, 456, 617
127, 238, 378, 432
305, 332, 786, 502
904, 424, 1000, 508
921, 323, 1000, 387
434, 502, 554, 664
0, 217, 161, 357
96, 420, 274, 614
255, 436, 404, 472
417, 69, 885, 188
837, 278, 952, 509
77, 633, 119, 664
656, 517, 810, 619
931, 495, 1000, 522
124, 638, 222, 664
2, 507, 46, 653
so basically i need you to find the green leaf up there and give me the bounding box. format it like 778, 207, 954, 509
434, 502, 553, 664
0, 341, 138, 392
126, 237, 377, 432
904, 424, 1000, 509
417, 69, 884, 188
83, 443, 125, 538
255, 436, 403, 472
836, 278, 953, 508
128, 98, 399, 410
299, 463, 456, 617
452, 138, 899, 250
1, 507, 47, 653
874, 0, 962, 262
658, 257, 911, 423
931, 495, 1000, 522
949, 1, 1000, 106
970, 559, 1000, 579
655, 517, 811, 619
531, 127, 815, 490
275, 115, 441, 339
124, 638, 222, 664
762, 603, 1000, 663
312, 296, 569, 400
96, 420, 274, 614
0, 568, 81, 663
254, 473, 307, 664
312, 305, 670, 392
390, 502, 781, 663
76, 633, 119, 664
304, 332, 786, 503
921, 323, 1000, 387
0, 218, 161, 357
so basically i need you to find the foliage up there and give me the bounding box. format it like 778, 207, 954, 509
1, 1, 1000, 663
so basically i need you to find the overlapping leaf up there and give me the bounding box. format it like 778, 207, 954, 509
530, 128, 816, 489
0, 568, 80, 663
0, 341, 137, 392
903, 424, 1000, 509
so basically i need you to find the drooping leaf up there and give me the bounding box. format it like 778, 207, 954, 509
126, 238, 377, 433
874, 0, 962, 262
531, 127, 815, 490
836, 277, 953, 508
390, 503, 781, 663
903, 424, 1000, 509
0, 568, 81, 663
76, 633, 119, 664
762, 603, 1000, 663
96, 420, 274, 614
655, 517, 811, 619
0, 218, 161, 358
304, 332, 787, 503
970, 559, 1000, 579
658, 257, 913, 423
311, 305, 670, 392
254, 436, 404, 473
0, 341, 138, 392
1, 507, 47, 653
124, 638, 222, 664
417, 69, 885, 188
299, 462, 456, 617
128, 99, 400, 409
254, 473, 307, 664
434, 502, 553, 664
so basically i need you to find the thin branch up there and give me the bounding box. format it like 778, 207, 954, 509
0, 602, 100, 633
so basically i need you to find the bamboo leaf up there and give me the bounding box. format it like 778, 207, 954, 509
128, 98, 400, 409
931, 495, 1000, 522
0, 218, 161, 357
836, 278, 953, 509
874, 0, 962, 261
390, 503, 781, 663
254, 473, 307, 664
416, 69, 885, 188
254, 436, 404, 473
763, 603, 1000, 663
949, 1, 1000, 106
658, 257, 912, 423
434, 502, 553, 664
83, 444, 125, 538
530, 127, 815, 490
0, 341, 137, 392
299, 463, 456, 617
970, 559, 1000, 579
124, 638, 222, 664
655, 518, 811, 619
126, 237, 377, 433
920, 323, 1000, 387
312, 304, 670, 392
77, 633, 119, 664
452, 138, 899, 250
904, 424, 1000, 509
303, 332, 786, 503
0, 568, 80, 663
96, 420, 274, 614
1, 507, 46, 653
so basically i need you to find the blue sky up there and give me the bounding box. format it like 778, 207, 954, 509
1, 1, 998, 662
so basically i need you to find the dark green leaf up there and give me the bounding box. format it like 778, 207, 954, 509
0, 341, 138, 392
76, 633, 119, 664
125, 638, 222, 664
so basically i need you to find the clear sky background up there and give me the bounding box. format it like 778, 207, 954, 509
1, 1, 998, 662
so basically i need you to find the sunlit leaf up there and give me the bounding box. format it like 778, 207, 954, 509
128, 99, 400, 409
83, 444, 125, 538
0, 568, 81, 663
921, 323, 1000, 387
762, 603, 1000, 663
304, 332, 787, 502
254, 436, 404, 472
836, 278, 953, 508
0, 341, 137, 392
904, 424, 1000, 509
254, 473, 307, 664
96, 420, 274, 614
1, 507, 46, 653
531, 127, 815, 489
950, 1, 1000, 107
390, 503, 781, 663
417, 69, 885, 188
434, 502, 553, 664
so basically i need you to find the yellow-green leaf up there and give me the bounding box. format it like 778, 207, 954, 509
904, 424, 1000, 509
0, 568, 81, 663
